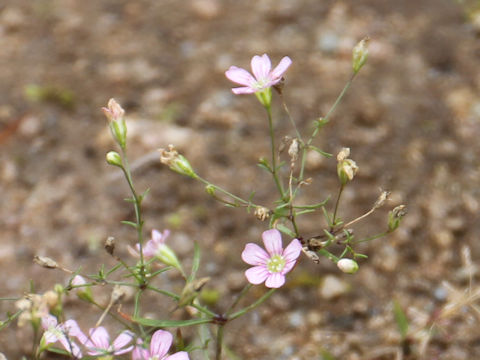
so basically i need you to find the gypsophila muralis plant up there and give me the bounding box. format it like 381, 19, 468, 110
0, 37, 407, 360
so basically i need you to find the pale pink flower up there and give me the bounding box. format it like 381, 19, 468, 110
76, 326, 134, 356
132, 330, 189, 360
225, 54, 292, 94
241, 229, 302, 288
129, 229, 170, 259
41, 315, 83, 358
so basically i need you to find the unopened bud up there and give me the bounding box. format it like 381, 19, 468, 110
388, 205, 407, 231
111, 284, 128, 303
353, 37, 369, 74
106, 151, 123, 167
105, 236, 115, 256
102, 98, 127, 149
159, 145, 197, 179
156, 244, 184, 274
288, 138, 300, 162
102, 98, 125, 123
337, 258, 359, 274
254, 206, 270, 221
33, 256, 58, 269
205, 184, 216, 196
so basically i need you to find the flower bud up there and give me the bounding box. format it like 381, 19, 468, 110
159, 145, 197, 179
352, 37, 369, 74
388, 205, 407, 232
205, 184, 216, 196
102, 98, 127, 149
337, 258, 359, 274
155, 244, 184, 274
71, 275, 93, 303
106, 151, 123, 167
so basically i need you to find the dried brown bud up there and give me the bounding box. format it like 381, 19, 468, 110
105, 236, 115, 256
336, 147, 350, 162
373, 190, 390, 210
302, 247, 320, 264
159, 145, 197, 178
33, 255, 58, 269
254, 206, 270, 221
288, 138, 300, 162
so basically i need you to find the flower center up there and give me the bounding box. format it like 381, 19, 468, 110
267, 255, 286, 273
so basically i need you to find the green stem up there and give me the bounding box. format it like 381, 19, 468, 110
265, 105, 285, 198
354, 231, 389, 244
197, 176, 253, 207
215, 325, 225, 360
331, 184, 344, 230
229, 289, 276, 320
299, 73, 356, 181
225, 284, 252, 316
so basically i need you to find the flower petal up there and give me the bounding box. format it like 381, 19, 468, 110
251, 54, 271, 81
88, 327, 110, 351
225, 66, 256, 86
166, 351, 190, 360
112, 330, 134, 353
150, 330, 172, 358
262, 229, 283, 256
232, 86, 256, 94
132, 344, 150, 360
270, 56, 292, 80
282, 238, 302, 263
151, 229, 164, 244
41, 314, 58, 330
265, 273, 286, 288
57, 335, 83, 358
242, 243, 269, 265
245, 265, 269, 285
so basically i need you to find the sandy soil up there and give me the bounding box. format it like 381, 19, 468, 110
1, 0, 480, 359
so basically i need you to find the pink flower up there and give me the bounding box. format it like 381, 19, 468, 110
129, 229, 170, 259
225, 54, 292, 94
41, 315, 83, 358
241, 229, 302, 288
132, 330, 189, 360
142, 229, 171, 258
76, 326, 134, 356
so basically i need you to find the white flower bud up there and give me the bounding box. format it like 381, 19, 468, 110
337, 258, 359, 274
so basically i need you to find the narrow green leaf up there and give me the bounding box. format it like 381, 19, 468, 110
121, 220, 138, 228
276, 224, 296, 238
133, 317, 212, 327
393, 300, 409, 339
189, 241, 201, 283
309, 145, 332, 158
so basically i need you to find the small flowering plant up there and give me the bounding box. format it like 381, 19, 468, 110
242, 229, 302, 288
4, 39, 407, 360
225, 53, 291, 107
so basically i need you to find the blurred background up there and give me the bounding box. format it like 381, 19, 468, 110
1, 0, 480, 358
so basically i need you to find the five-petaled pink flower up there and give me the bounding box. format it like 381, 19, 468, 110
132, 329, 190, 360
225, 54, 292, 94
41, 315, 83, 358
242, 229, 302, 288
76, 326, 134, 356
